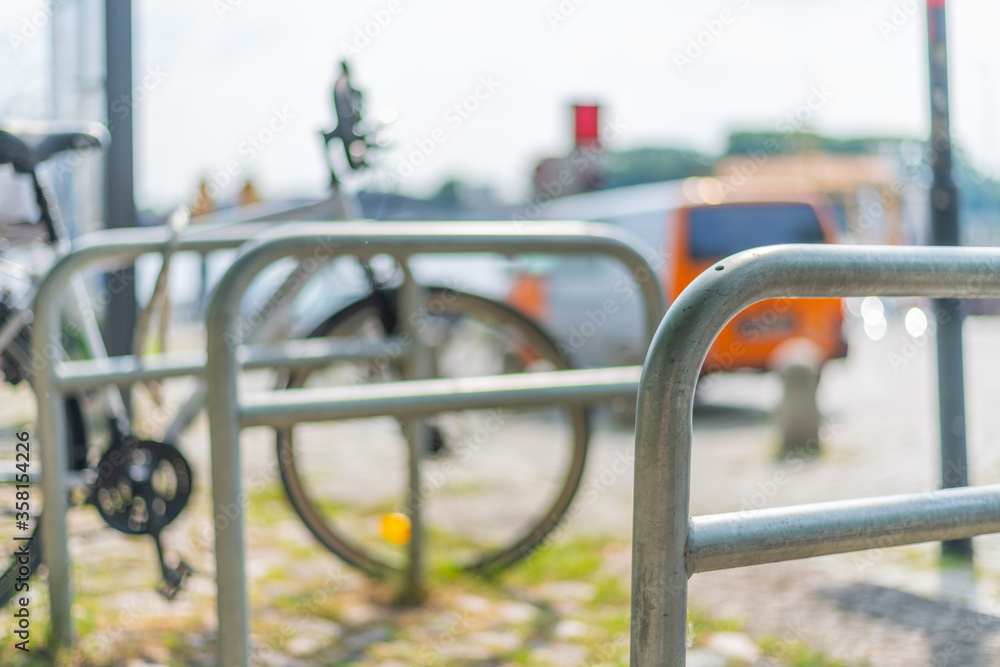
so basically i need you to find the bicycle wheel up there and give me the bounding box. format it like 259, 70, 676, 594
276, 287, 590, 578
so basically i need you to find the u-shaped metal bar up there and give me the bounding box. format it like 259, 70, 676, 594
631, 243, 1000, 666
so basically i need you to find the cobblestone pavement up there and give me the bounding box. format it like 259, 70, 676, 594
4, 315, 1000, 665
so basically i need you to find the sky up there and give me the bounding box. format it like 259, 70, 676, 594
2, 0, 1000, 212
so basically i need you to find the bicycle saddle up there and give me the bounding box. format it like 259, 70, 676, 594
0, 120, 109, 173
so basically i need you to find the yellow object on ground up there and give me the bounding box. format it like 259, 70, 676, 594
381, 513, 411, 545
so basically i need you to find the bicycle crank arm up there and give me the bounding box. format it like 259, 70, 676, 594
152, 530, 193, 601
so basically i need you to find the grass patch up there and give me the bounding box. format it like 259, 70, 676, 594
591, 575, 630, 607
758, 636, 851, 667
248, 481, 290, 506
687, 606, 743, 647
500, 535, 612, 587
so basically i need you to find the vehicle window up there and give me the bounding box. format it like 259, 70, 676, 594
687, 203, 826, 259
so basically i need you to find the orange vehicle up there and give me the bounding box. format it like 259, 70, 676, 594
669, 181, 847, 376
524, 176, 847, 446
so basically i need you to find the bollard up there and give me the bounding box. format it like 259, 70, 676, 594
770, 338, 823, 459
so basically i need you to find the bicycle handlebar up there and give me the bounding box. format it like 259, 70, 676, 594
323, 60, 370, 175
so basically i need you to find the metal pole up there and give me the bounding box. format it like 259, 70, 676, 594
239, 366, 642, 427
104, 0, 138, 410
399, 266, 429, 604
207, 284, 251, 667
689, 485, 1000, 573
34, 293, 74, 647
926, 0, 971, 559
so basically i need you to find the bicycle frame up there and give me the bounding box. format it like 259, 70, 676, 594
0, 242, 131, 429
1, 185, 359, 450
160, 190, 360, 442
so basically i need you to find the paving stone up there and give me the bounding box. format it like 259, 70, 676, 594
340, 601, 381, 626
434, 640, 495, 661
283, 616, 343, 656
496, 599, 541, 624
706, 631, 761, 662
685, 648, 728, 667
553, 619, 593, 640
536, 581, 597, 603
141, 645, 172, 664
343, 625, 393, 652
531, 641, 590, 666
455, 592, 493, 614
465, 629, 522, 652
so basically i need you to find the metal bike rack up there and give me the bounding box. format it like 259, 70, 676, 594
29, 221, 315, 646
629, 243, 1000, 666
204, 221, 666, 667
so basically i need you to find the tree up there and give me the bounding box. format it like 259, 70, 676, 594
599, 147, 714, 189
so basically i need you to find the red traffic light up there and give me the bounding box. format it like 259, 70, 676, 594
574, 104, 600, 150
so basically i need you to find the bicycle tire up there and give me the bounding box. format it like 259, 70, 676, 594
275, 286, 590, 578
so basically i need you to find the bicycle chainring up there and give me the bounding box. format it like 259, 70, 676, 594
91, 438, 193, 537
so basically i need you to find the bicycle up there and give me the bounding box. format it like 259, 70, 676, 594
0, 121, 195, 605
276, 61, 591, 577
0, 63, 591, 605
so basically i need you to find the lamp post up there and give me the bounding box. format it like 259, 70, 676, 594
926, 0, 971, 560
104, 0, 138, 409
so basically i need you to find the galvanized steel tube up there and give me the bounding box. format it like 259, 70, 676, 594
690, 484, 1000, 573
